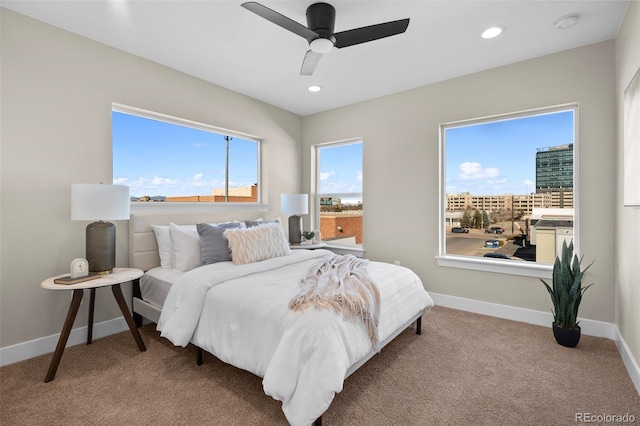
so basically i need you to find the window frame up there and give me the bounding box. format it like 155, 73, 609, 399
436, 103, 579, 279
112, 103, 264, 211
311, 138, 364, 255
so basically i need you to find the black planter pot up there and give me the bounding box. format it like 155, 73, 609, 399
553, 323, 581, 347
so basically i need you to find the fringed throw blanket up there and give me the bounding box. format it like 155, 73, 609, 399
289, 253, 381, 350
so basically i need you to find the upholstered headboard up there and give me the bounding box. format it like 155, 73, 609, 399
128, 211, 265, 272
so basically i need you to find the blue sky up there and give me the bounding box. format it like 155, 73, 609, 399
112, 111, 257, 197
113, 109, 571, 200
445, 109, 574, 196
318, 142, 363, 198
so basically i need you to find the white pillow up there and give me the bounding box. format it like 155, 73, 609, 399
151, 225, 172, 268
169, 223, 202, 272
224, 222, 291, 265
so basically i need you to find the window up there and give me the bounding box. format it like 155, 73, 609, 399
438, 104, 578, 277
112, 104, 260, 203
313, 140, 363, 250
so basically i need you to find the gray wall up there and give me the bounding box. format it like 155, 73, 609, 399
615, 0, 640, 375
1, 9, 303, 348
302, 41, 616, 324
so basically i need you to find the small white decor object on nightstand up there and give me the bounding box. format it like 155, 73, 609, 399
70, 258, 89, 278
42, 267, 146, 382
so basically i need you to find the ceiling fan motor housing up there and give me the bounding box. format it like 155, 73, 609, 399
306, 2, 337, 49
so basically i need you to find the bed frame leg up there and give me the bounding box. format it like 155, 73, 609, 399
197, 347, 203, 366
416, 317, 422, 335
313, 415, 322, 426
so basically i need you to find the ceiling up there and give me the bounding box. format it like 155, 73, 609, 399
3, 1, 629, 116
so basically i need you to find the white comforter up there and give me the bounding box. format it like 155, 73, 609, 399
157, 249, 433, 426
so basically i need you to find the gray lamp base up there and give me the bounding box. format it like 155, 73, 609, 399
288, 215, 302, 244
86, 221, 115, 274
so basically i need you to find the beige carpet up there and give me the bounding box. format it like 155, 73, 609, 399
1, 306, 638, 425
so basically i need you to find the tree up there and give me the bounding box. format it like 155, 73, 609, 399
482, 210, 490, 227
473, 210, 482, 229
461, 210, 472, 228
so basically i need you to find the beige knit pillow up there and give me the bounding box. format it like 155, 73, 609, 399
224, 222, 291, 265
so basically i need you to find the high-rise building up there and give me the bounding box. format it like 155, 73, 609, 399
535, 144, 573, 192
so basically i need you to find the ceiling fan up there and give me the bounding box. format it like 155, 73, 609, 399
241, 2, 410, 76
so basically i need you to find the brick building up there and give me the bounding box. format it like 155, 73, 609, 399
320, 212, 363, 244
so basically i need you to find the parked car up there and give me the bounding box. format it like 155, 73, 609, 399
451, 227, 469, 233
485, 227, 503, 234
484, 253, 510, 259
484, 240, 500, 248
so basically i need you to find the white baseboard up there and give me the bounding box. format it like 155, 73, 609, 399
429, 292, 640, 395
614, 329, 640, 396
0, 317, 128, 367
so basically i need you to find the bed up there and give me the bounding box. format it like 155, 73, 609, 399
128, 212, 434, 426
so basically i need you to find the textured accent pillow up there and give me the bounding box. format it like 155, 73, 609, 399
151, 225, 172, 268
224, 222, 291, 265
169, 223, 202, 272
197, 222, 244, 265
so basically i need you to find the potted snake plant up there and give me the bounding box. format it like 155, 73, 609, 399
540, 240, 594, 347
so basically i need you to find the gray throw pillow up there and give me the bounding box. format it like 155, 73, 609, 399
197, 222, 244, 264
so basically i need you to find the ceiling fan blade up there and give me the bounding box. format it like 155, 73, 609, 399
334, 18, 410, 49
242, 2, 318, 40
300, 50, 323, 76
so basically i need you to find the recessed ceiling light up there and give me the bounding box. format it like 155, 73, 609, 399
308, 85, 322, 92
555, 15, 579, 30
481, 26, 504, 39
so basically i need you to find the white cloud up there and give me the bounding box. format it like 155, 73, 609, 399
151, 176, 179, 185
320, 171, 334, 180
356, 170, 363, 182
193, 172, 204, 181
113, 177, 129, 185
459, 162, 501, 180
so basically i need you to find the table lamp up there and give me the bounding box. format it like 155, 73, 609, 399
281, 194, 308, 244
71, 184, 130, 274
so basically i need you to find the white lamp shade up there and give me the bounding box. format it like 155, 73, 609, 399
281, 194, 309, 215
71, 184, 130, 221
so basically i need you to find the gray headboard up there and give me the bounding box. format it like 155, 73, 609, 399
129, 211, 265, 272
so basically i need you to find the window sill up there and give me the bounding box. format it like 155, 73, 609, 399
130, 202, 269, 215
324, 244, 366, 258
435, 254, 552, 279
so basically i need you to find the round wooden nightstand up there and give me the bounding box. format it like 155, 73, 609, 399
41, 268, 146, 382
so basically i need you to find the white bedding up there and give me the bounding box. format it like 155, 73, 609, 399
157, 249, 433, 426
139, 267, 184, 308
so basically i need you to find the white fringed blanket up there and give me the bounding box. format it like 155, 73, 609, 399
289, 254, 380, 350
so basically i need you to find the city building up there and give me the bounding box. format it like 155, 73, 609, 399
535, 143, 574, 192
446, 190, 573, 216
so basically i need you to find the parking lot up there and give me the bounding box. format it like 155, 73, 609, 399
446, 226, 521, 259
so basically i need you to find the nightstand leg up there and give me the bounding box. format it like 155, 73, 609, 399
44, 289, 83, 383
111, 284, 146, 352
87, 288, 95, 344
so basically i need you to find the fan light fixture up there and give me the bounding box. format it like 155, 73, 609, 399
481, 26, 504, 39
308, 85, 322, 92
241, 2, 410, 76
310, 38, 334, 54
